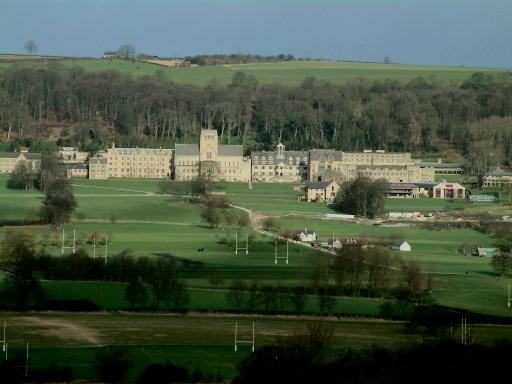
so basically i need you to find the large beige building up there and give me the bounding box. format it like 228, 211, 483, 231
308, 149, 434, 183
0, 151, 41, 174
59, 147, 89, 164
251, 143, 308, 182
482, 167, 512, 187
88, 145, 173, 179
174, 130, 251, 182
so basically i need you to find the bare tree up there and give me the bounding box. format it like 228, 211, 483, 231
24, 40, 38, 55
117, 44, 136, 59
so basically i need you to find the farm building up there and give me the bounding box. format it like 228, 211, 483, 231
391, 241, 411, 252
306, 180, 340, 202
477, 247, 498, 257
103, 51, 117, 59
328, 237, 369, 249
295, 229, 317, 242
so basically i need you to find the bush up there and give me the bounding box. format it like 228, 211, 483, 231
138, 363, 189, 384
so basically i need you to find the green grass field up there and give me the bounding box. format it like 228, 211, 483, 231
0, 58, 508, 86
2, 176, 512, 318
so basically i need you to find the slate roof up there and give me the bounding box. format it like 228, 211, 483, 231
307, 181, 331, 190
419, 162, 465, 169
175, 144, 199, 156
218, 144, 243, 157
89, 157, 107, 165
112, 147, 173, 156
387, 183, 418, 190
0, 152, 40, 159
68, 163, 88, 170
295, 229, 316, 235
309, 149, 342, 161
485, 167, 512, 177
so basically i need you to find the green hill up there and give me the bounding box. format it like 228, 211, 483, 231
0, 57, 508, 86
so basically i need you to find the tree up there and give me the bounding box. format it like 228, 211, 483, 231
491, 252, 512, 277
289, 287, 308, 315
38, 152, 66, 192
260, 217, 278, 232
226, 280, 248, 310
334, 176, 388, 218
117, 44, 136, 59
365, 248, 393, 295
7, 160, 35, 190
24, 40, 38, 55
383, 56, 392, 64
200, 204, 221, 229
39, 178, 77, 225
124, 279, 148, 310
317, 287, 336, 314
93, 345, 133, 384
168, 279, 190, 312
401, 261, 424, 297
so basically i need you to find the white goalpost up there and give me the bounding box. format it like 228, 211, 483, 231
1, 321, 6, 361
274, 240, 289, 265
234, 321, 255, 352
61, 228, 76, 255
235, 232, 249, 255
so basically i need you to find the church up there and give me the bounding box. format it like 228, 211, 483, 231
173, 129, 252, 182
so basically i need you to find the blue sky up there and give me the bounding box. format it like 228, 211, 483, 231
0, 0, 511, 67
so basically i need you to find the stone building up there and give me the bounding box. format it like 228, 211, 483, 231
88, 156, 108, 179
66, 163, 89, 178
88, 145, 173, 179
306, 180, 341, 202
308, 149, 434, 183
251, 143, 308, 182
58, 147, 89, 164
482, 167, 512, 187
174, 129, 251, 182
0, 151, 41, 174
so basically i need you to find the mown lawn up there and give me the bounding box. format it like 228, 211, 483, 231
1, 59, 507, 86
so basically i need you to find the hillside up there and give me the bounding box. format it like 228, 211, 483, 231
0, 56, 508, 86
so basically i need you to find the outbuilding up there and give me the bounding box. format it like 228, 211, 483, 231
391, 241, 411, 252
477, 247, 498, 257
295, 229, 317, 242
306, 180, 340, 202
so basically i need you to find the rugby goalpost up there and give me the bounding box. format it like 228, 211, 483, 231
235, 232, 249, 255
62, 229, 109, 263
274, 240, 289, 265
234, 321, 255, 352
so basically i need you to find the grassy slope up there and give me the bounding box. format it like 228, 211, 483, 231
2, 177, 512, 317
0, 59, 507, 86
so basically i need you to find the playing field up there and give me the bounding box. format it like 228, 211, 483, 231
0, 58, 507, 86
4, 311, 512, 380
1, 176, 512, 318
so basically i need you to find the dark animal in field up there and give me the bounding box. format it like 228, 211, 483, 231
198, 248, 205, 252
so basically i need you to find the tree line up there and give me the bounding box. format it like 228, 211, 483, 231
1, 65, 512, 172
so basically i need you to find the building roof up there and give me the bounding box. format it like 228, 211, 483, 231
307, 181, 333, 190
110, 147, 174, 156
0, 152, 41, 159
68, 163, 88, 170
387, 183, 418, 190
295, 229, 316, 235
310, 149, 342, 161
89, 156, 107, 164
251, 150, 308, 165
218, 144, 243, 157
175, 144, 199, 156
419, 162, 465, 169
485, 167, 512, 177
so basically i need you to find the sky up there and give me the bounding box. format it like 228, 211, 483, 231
0, 0, 511, 67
